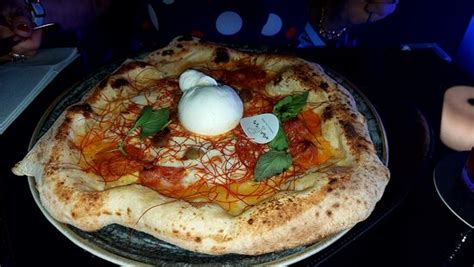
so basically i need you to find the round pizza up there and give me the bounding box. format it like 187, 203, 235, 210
12, 36, 389, 255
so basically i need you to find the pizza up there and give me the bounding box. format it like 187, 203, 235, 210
12, 36, 389, 256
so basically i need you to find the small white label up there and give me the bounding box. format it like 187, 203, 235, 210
240, 113, 279, 144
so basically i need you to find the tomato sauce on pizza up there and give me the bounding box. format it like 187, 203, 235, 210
75, 63, 333, 215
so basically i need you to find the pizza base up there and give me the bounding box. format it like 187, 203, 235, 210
13, 37, 389, 255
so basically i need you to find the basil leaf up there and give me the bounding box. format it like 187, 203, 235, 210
268, 126, 288, 151
134, 106, 170, 138
254, 150, 292, 181
273, 91, 309, 121
117, 106, 170, 155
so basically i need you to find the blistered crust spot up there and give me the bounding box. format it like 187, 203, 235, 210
55, 104, 93, 139
54, 179, 73, 202
211, 246, 226, 254
319, 81, 329, 90
86, 85, 106, 104
214, 47, 230, 63
102, 210, 112, 215
161, 49, 174, 56
68, 104, 93, 117
292, 64, 324, 89
98, 78, 108, 89
110, 78, 129, 89
72, 192, 105, 218
55, 122, 71, 140
339, 120, 371, 154
322, 106, 334, 121
247, 196, 304, 229
340, 120, 357, 139
272, 74, 282, 85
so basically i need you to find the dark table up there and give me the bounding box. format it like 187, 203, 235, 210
1, 47, 473, 266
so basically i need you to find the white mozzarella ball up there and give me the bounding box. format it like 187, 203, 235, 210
179, 85, 243, 136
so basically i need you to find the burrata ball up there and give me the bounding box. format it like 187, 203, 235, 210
178, 70, 243, 136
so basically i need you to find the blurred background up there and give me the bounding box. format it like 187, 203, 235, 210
354, 0, 474, 78
34, 0, 474, 77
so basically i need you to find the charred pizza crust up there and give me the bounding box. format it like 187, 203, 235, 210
13, 37, 389, 255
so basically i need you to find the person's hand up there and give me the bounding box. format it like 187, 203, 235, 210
0, 3, 43, 58
345, 0, 398, 25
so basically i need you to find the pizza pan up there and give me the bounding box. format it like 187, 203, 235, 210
434, 152, 474, 228
27, 57, 389, 265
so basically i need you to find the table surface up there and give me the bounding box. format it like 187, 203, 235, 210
1, 47, 473, 266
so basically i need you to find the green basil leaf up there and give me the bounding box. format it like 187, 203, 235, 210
254, 150, 292, 181
268, 126, 288, 151
273, 91, 309, 121
134, 106, 170, 139
117, 106, 170, 155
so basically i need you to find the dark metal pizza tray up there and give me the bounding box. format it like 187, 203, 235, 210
1, 48, 434, 266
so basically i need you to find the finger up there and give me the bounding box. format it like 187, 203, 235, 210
11, 29, 42, 56
12, 16, 33, 37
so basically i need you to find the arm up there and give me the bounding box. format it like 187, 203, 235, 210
0, 0, 112, 58
0, 0, 41, 57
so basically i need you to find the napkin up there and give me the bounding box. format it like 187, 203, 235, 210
0, 47, 79, 134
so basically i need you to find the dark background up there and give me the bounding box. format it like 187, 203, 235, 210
39, 0, 474, 77
356, 0, 474, 56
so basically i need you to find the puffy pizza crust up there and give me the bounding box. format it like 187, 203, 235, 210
13, 36, 389, 255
